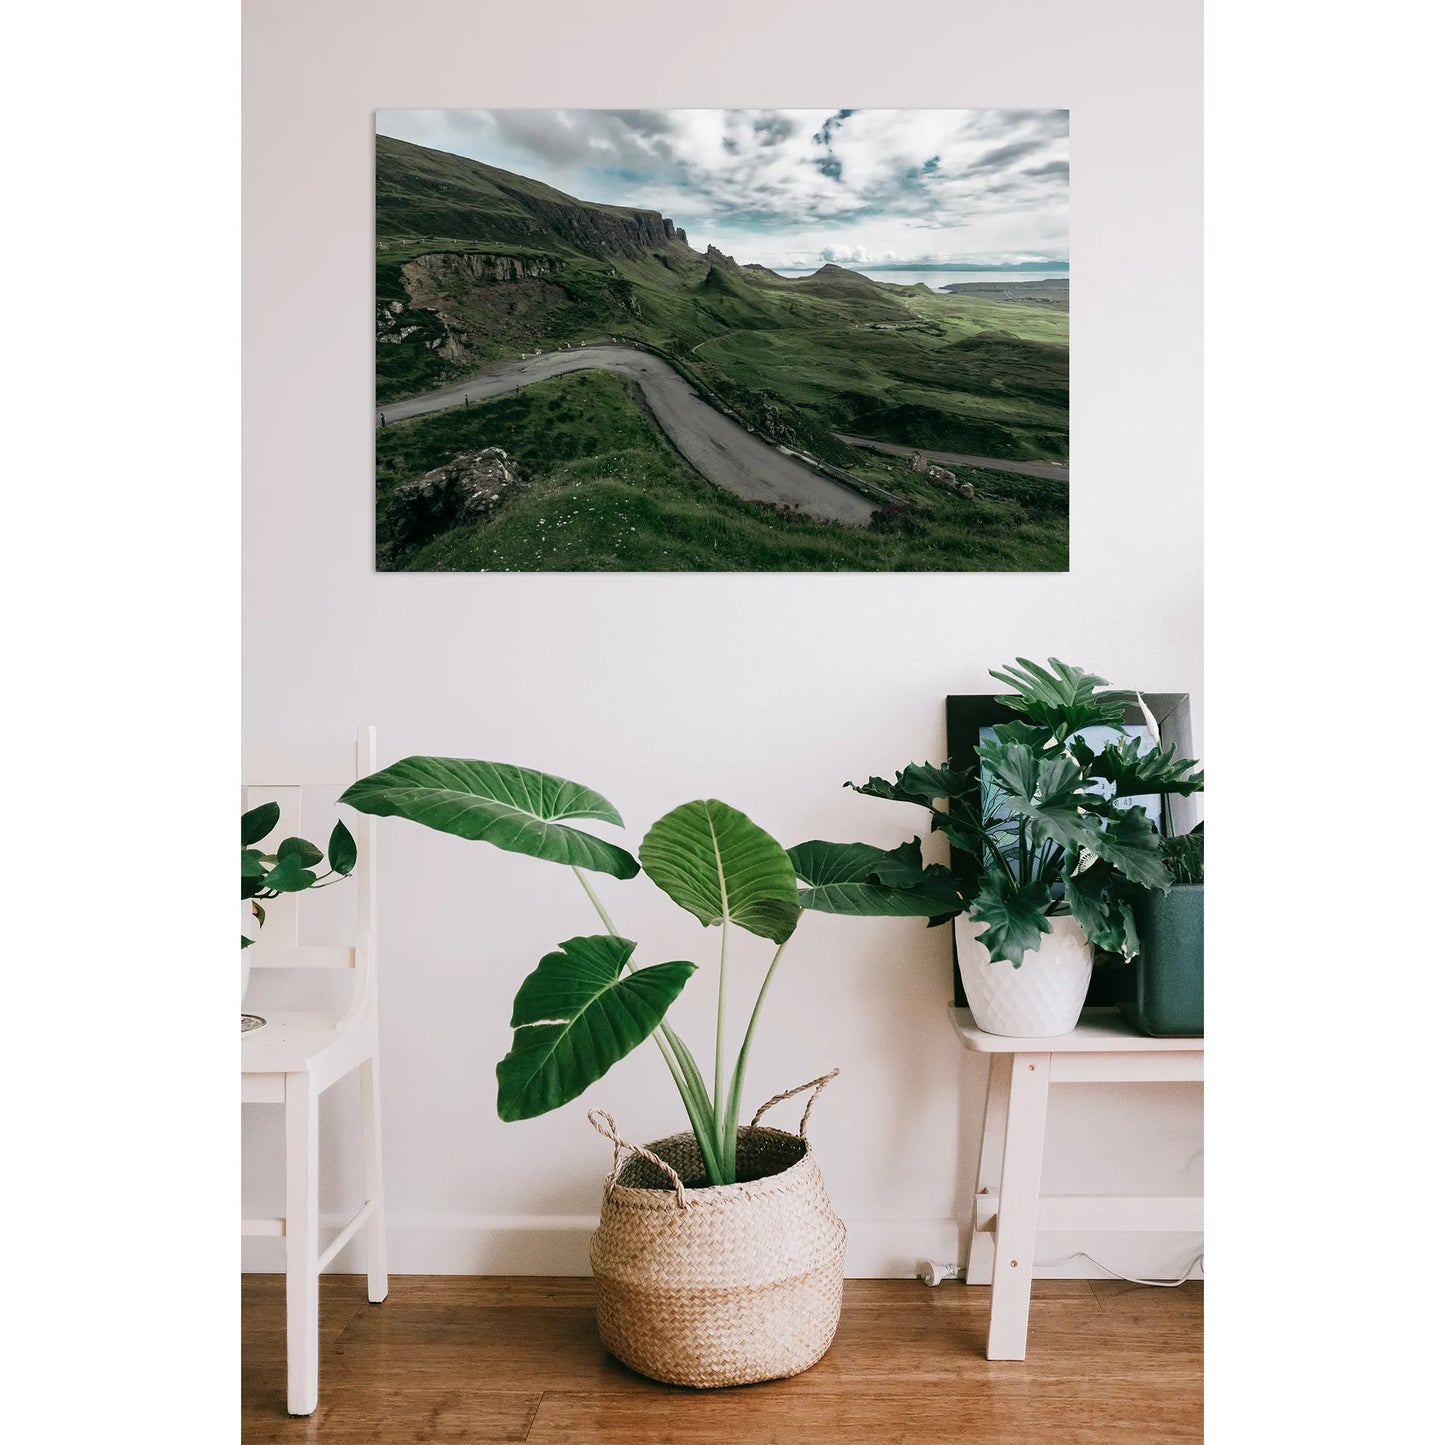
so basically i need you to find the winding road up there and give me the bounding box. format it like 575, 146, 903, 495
378, 344, 878, 526
835, 435, 1069, 483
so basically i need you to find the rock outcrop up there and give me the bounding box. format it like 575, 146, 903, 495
385, 449, 520, 555
401, 252, 564, 299
909, 451, 974, 497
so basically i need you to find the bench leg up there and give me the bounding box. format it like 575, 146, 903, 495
285, 1073, 320, 1416
965, 1052, 1010, 1284
987, 1052, 1051, 1361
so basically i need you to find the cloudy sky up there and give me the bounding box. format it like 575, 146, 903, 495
376, 109, 1068, 271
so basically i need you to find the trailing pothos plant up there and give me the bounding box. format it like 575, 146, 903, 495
339, 758, 958, 1187
847, 658, 1204, 969
241, 802, 357, 948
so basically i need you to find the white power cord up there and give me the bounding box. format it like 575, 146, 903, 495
1034, 1249, 1204, 1287
918, 1250, 1203, 1288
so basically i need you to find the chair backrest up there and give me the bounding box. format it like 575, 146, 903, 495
242, 725, 377, 1027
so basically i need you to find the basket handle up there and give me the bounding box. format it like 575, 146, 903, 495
749, 1068, 840, 1137
587, 1108, 690, 1209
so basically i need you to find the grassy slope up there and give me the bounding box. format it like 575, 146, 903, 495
376, 371, 1067, 573
374, 136, 1068, 462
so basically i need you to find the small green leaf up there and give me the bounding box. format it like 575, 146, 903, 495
251, 901, 266, 928
241, 934, 254, 949
640, 800, 801, 943
276, 836, 324, 868
970, 877, 1053, 966
263, 854, 317, 893
241, 848, 267, 880
496, 935, 697, 1120
328, 820, 357, 875
242, 801, 280, 846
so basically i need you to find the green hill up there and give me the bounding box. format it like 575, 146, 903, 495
373, 135, 1069, 463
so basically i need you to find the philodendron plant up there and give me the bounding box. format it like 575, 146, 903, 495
339, 758, 958, 1187
847, 658, 1204, 968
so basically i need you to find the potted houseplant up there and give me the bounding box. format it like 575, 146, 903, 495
846, 658, 1204, 1037
1119, 822, 1204, 1036
338, 757, 957, 1387
241, 802, 356, 1016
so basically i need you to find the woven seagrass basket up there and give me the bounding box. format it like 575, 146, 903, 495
587, 1071, 847, 1389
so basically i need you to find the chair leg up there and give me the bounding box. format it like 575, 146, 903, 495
358, 1053, 388, 1303
284, 1073, 320, 1416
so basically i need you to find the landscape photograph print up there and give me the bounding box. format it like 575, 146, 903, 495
375, 109, 1069, 572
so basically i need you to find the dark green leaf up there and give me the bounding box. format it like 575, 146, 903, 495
1091, 805, 1171, 891
1091, 735, 1204, 797
339, 757, 638, 879
846, 763, 974, 809
252, 902, 266, 928
789, 838, 963, 917
979, 742, 1100, 854
640, 800, 801, 943
242, 801, 280, 847
970, 877, 1053, 966
991, 657, 1135, 736
327, 819, 357, 875
263, 854, 317, 893
241, 848, 267, 880
276, 836, 324, 868
1063, 857, 1128, 954
241, 935, 253, 949
496, 935, 696, 1120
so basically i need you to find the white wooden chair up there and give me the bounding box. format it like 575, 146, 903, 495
241, 725, 387, 1417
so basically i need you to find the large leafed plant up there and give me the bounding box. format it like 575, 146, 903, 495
847, 658, 1204, 968
339, 758, 958, 1186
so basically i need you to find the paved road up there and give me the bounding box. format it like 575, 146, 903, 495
836, 434, 1070, 483
378, 345, 878, 526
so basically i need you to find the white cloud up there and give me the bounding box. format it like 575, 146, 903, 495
375, 108, 1069, 270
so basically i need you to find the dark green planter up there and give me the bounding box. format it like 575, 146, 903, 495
1119, 884, 1203, 1037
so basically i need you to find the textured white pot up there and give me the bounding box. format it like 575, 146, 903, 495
956, 912, 1094, 1037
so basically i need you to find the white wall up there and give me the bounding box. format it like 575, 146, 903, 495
243, 0, 1202, 1278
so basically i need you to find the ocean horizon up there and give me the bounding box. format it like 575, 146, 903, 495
770, 266, 1070, 291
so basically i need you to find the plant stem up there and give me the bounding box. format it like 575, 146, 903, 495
722, 938, 789, 1181
714, 916, 730, 1168
570, 867, 724, 1183
572, 866, 620, 936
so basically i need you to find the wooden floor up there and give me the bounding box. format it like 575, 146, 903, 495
242, 1275, 1203, 1443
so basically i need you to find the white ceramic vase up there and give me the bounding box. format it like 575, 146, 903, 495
955, 912, 1093, 1037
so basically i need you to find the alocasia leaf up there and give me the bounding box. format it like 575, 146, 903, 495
639, 800, 801, 943
496, 935, 696, 1120
340, 757, 639, 879
789, 838, 963, 917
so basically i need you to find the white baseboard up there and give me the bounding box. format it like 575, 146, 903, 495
242, 1212, 1203, 1281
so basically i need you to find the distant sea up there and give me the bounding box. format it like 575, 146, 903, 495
773, 267, 1069, 291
